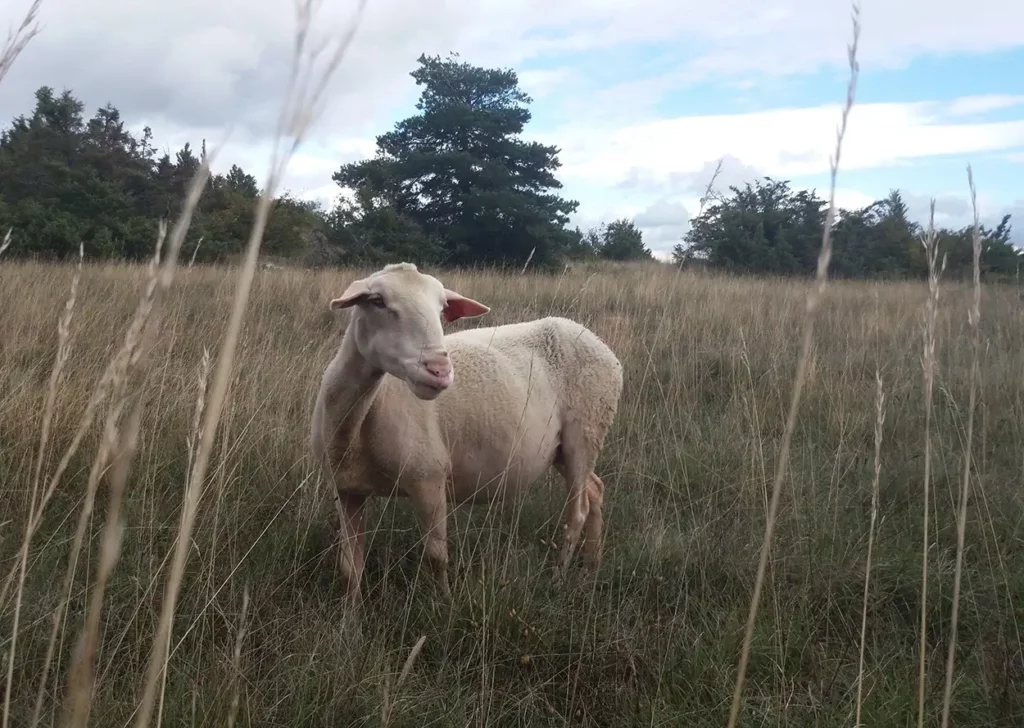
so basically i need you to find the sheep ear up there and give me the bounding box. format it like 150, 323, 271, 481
329, 279, 371, 310
443, 289, 489, 322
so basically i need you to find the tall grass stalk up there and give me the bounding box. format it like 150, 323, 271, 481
131, 3, 367, 725
726, 5, 860, 726
0, 6, 44, 723
939, 166, 984, 727
855, 369, 886, 726
917, 201, 945, 728
0, 0, 41, 85
62, 401, 143, 728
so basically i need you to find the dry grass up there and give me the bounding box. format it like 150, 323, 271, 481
2, 259, 1023, 725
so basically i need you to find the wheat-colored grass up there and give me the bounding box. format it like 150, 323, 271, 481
2, 258, 1022, 725
855, 367, 886, 727
918, 201, 946, 728
940, 166, 984, 728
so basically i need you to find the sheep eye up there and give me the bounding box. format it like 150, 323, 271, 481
365, 294, 387, 309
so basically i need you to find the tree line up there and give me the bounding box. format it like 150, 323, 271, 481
1, 53, 1017, 278
674, 179, 1019, 280
0, 55, 651, 269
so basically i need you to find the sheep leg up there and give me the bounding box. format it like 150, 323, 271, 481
410, 482, 451, 600
555, 417, 609, 582
581, 473, 605, 565
556, 473, 591, 579
335, 490, 367, 603
553, 437, 594, 581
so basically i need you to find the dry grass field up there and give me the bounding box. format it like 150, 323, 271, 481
1, 258, 1022, 726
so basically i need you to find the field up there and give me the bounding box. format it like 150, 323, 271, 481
1, 259, 1022, 726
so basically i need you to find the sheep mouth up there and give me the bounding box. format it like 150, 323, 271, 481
409, 371, 453, 400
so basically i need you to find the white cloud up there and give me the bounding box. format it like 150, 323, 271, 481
831, 188, 876, 210
533, 95, 1024, 253
945, 95, 1024, 117
517, 68, 579, 101
544, 97, 1024, 191
5, 0, 1024, 144
634, 198, 691, 249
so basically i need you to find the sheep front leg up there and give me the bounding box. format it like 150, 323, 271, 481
410, 481, 451, 600
335, 491, 367, 603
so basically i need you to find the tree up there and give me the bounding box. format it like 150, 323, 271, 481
0, 86, 322, 262
0, 86, 159, 258
1, 82, 1017, 278
326, 186, 445, 265
332, 53, 579, 268
224, 164, 259, 197
831, 190, 921, 278
673, 177, 1021, 279
563, 226, 599, 260
591, 218, 652, 261
676, 178, 829, 275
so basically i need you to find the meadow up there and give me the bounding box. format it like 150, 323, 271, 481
1, 258, 1022, 726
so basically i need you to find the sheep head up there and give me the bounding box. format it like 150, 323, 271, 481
329, 263, 489, 400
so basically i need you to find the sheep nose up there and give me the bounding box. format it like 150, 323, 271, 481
423, 352, 452, 379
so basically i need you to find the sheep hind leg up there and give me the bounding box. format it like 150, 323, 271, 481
553, 421, 600, 582
581, 473, 605, 565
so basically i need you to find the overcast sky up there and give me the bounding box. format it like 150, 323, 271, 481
2, 0, 1023, 257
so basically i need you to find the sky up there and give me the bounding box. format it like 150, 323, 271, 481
2, 0, 1023, 259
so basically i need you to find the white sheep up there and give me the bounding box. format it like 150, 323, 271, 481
310, 262, 623, 602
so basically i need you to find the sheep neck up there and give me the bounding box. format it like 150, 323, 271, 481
322, 320, 384, 448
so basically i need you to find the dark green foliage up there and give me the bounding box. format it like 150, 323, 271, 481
5, 75, 1016, 278
332, 53, 582, 269
0, 87, 322, 262
589, 218, 653, 261
673, 180, 1021, 279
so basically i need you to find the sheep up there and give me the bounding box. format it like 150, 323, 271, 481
309, 262, 623, 603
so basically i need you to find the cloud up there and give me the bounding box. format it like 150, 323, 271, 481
634, 198, 692, 249
900, 192, 972, 226
6, 0, 1024, 145
896, 192, 1022, 243
945, 95, 1024, 117
614, 156, 763, 199
2, 0, 477, 144
545, 97, 1024, 192
832, 188, 878, 211
517, 68, 579, 101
